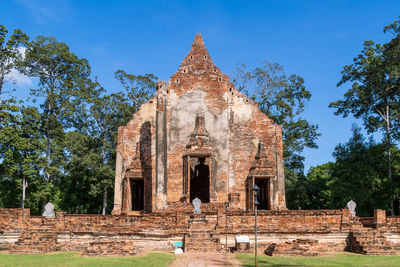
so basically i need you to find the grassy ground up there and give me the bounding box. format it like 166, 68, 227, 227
0, 251, 175, 267
237, 253, 400, 267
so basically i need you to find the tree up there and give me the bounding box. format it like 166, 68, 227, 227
330, 18, 400, 215
0, 25, 29, 103
22, 36, 95, 186
233, 61, 320, 209
114, 69, 157, 117
234, 62, 319, 171
0, 100, 45, 213
306, 162, 334, 209
330, 126, 393, 216
86, 93, 124, 215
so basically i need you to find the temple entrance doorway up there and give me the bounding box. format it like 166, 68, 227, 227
255, 178, 270, 210
190, 157, 210, 203
130, 179, 144, 211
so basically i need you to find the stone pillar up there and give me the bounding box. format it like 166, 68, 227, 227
112, 149, 123, 215
155, 81, 168, 210
374, 209, 386, 227
274, 149, 286, 210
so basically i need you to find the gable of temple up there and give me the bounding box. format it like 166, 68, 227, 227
112, 34, 286, 215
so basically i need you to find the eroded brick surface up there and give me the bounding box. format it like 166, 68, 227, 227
113, 34, 285, 215
1, 208, 400, 255
1, 35, 400, 257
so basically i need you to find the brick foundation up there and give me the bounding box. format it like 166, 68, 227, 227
1, 208, 400, 256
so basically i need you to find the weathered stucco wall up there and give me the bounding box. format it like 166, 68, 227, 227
112, 33, 286, 214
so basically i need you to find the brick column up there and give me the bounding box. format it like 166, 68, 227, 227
374, 209, 386, 228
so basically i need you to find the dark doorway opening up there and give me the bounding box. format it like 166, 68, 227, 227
190, 157, 210, 203
131, 179, 144, 211
255, 178, 269, 210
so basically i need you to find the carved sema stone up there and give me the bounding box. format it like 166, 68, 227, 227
192, 197, 202, 214
42, 202, 55, 218
345, 200, 356, 217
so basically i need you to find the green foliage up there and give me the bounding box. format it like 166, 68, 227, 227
233, 61, 320, 171
304, 126, 400, 216
330, 127, 395, 216
284, 167, 308, 210
306, 162, 334, 209
114, 69, 157, 116
233, 61, 320, 209
330, 17, 400, 214
61, 131, 107, 214
0, 100, 48, 214
0, 25, 29, 102
21, 35, 97, 187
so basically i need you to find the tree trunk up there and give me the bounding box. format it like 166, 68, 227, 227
0, 73, 3, 104
45, 135, 51, 184
21, 176, 27, 208
101, 143, 108, 215
45, 97, 53, 184
386, 105, 394, 216
102, 187, 107, 215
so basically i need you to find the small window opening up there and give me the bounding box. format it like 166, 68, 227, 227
255, 178, 269, 210
131, 179, 144, 211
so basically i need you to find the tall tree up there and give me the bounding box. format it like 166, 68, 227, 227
114, 69, 157, 117
233, 62, 319, 171
330, 126, 393, 216
22, 36, 94, 186
233, 61, 320, 209
0, 100, 44, 212
330, 18, 400, 215
87, 93, 124, 215
0, 25, 29, 103
306, 162, 334, 210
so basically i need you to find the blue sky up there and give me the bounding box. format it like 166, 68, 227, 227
2, 0, 400, 172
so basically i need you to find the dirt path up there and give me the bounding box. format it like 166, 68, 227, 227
170, 252, 242, 267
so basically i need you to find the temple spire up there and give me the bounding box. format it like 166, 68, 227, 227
180, 33, 214, 67
192, 33, 205, 48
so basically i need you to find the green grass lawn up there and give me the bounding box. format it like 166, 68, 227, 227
0, 251, 175, 267
237, 253, 400, 267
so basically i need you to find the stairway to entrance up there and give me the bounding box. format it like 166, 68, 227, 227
184, 215, 222, 252
9, 219, 57, 254
348, 229, 396, 255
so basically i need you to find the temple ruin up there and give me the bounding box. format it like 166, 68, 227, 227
1, 34, 400, 257
112, 34, 286, 215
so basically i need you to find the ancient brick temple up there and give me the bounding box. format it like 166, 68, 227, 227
112, 34, 286, 215
2, 34, 400, 257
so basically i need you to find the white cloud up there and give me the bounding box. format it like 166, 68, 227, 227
3, 46, 32, 87
6, 69, 32, 87
17, 46, 27, 58
16, 0, 73, 24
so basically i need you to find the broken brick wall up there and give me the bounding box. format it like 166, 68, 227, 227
2, 208, 400, 253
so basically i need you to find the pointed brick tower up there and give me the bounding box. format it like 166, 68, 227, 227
168, 34, 231, 101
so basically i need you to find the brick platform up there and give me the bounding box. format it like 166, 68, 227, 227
1, 208, 400, 256
82, 241, 137, 256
